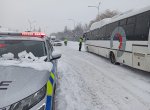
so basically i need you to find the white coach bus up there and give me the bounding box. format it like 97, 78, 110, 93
84, 6, 150, 72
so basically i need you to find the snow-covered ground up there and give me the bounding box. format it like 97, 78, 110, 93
54, 41, 150, 110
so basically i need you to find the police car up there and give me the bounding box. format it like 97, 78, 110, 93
0, 32, 61, 110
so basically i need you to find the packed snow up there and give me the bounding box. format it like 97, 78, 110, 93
2, 52, 14, 60
0, 51, 52, 72
54, 41, 150, 110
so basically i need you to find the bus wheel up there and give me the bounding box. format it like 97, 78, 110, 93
110, 52, 116, 64
86, 46, 89, 52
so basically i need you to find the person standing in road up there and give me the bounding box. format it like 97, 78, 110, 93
64, 38, 68, 46
79, 37, 83, 51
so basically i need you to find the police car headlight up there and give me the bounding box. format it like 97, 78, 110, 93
9, 85, 46, 110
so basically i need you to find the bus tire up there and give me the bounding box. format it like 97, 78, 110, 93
86, 46, 89, 52
110, 52, 116, 64
110, 52, 120, 65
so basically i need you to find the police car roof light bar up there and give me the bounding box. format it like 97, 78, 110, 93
21, 32, 46, 38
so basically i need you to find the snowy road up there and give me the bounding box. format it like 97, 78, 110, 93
54, 41, 150, 110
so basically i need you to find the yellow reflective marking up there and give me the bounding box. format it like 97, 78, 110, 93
47, 80, 53, 96
50, 72, 55, 80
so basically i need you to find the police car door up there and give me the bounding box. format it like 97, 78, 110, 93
46, 40, 57, 74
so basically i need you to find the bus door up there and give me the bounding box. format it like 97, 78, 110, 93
132, 11, 150, 71
132, 44, 148, 71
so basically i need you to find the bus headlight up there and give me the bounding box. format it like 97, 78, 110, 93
9, 85, 46, 110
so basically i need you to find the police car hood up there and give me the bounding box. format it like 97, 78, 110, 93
0, 65, 52, 108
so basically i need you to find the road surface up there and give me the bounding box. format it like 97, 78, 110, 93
54, 41, 150, 110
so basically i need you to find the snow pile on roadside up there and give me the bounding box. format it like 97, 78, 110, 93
0, 51, 52, 72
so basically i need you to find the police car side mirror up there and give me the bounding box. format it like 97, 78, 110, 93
51, 51, 61, 61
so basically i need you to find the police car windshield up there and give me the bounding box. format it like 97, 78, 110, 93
0, 40, 47, 58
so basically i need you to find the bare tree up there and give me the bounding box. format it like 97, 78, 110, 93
50, 10, 120, 41
89, 9, 120, 28
83, 24, 90, 32
38, 27, 41, 32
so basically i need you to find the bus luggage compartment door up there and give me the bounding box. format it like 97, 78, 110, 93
132, 45, 149, 71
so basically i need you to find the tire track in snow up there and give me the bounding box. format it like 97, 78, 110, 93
58, 51, 122, 110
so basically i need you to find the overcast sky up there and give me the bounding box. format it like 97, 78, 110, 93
0, 0, 150, 34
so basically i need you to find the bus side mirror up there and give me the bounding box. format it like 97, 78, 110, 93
51, 51, 61, 61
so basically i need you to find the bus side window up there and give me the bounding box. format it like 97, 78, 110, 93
101, 26, 106, 40
93, 29, 96, 40
99, 28, 102, 40
118, 16, 135, 41
109, 22, 119, 40
125, 24, 135, 40
127, 16, 136, 24
105, 25, 110, 40
96, 29, 99, 40
106, 23, 114, 40
135, 12, 149, 41
119, 19, 127, 26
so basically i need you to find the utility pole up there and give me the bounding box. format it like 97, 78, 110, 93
88, 2, 101, 19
